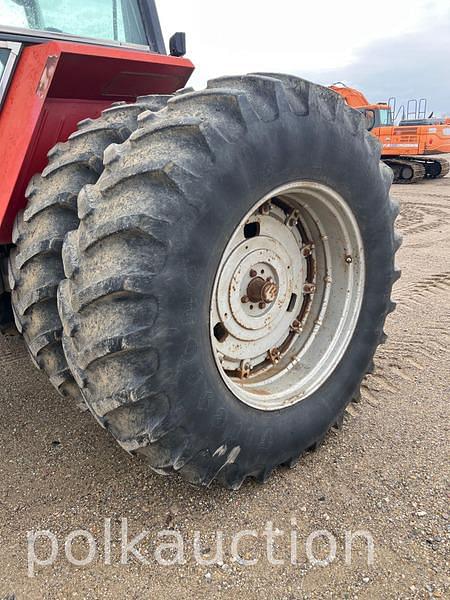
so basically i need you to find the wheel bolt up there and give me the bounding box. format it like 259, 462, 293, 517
250, 269, 257, 277
303, 282, 316, 294
259, 302, 266, 309
291, 319, 302, 333
239, 360, 251, 379
268, 347, 281, 364
241, 295, 249, 303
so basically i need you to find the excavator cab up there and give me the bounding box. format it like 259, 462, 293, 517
373, 105, 394, 127
357, 105, 393, 131
329, 83, 393, 131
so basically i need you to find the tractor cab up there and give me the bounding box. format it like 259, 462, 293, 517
0, 0, 170, 108
0, 0, 164, 48
0, 0, 193, 244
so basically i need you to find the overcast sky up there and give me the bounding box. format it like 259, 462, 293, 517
158, 0, 450, 117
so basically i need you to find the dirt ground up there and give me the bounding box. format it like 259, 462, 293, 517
0, 164, 448, 600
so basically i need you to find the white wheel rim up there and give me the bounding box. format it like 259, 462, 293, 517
210, 181, 365, 411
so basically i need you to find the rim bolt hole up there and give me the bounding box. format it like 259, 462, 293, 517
213, 322, 228, 343
244, 222, 260, 239
287, 293, 297, 312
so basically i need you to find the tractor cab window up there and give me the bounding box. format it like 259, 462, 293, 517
1, 1, 28, 28
0, 40, 21, 108
0, 0, 148, 46
0, 47, 10, 76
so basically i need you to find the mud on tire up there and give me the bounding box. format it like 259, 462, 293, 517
58, 74, 400, 487
8, 96, 170, 402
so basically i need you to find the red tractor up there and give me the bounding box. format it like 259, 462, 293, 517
0, 1, 399, 489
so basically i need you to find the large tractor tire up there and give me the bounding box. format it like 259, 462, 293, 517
8, 96, 170, 402
58, 74, 400, 488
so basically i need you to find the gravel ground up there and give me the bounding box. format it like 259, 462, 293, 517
0, 166, 449, 599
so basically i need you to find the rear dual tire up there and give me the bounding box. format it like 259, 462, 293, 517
8, 96, 170, 401
58, 74, 400, 488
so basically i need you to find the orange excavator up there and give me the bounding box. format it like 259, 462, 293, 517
331, 84, 450, 183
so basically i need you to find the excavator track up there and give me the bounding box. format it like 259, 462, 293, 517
383, 158, 426, 184
421, 157, 450, 179
383, 156, 449, 184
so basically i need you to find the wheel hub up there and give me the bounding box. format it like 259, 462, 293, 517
245, 275, 278, 305
210, 181, 365, 411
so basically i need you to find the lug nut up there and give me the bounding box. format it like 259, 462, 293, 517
302, 243, 314, 257
285, 209, 300, 227
345, 255, 353, 264
250, 269, 257, 277
303, 283, 316, 294
268, 347, 281, 364
239, 360, 251, 379
291, 319, 302, 333
241, 295, 249, 303
259, 302, 266, 309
